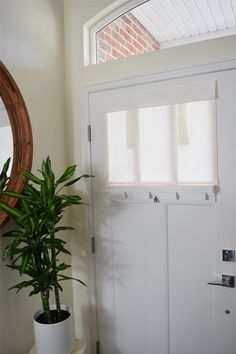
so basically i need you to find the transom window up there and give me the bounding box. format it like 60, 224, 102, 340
85, 0, 236, 65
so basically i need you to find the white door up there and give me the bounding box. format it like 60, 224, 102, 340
87, 69, 236, 354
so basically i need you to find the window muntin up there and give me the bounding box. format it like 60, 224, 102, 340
107, 100, 217, 185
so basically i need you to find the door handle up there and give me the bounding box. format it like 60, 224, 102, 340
208, 275, 235, 288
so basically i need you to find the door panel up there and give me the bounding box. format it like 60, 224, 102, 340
88, 69, 236, 354
95, 196, 167, 354
168, 205, 214, 354
213, 290, 236, 354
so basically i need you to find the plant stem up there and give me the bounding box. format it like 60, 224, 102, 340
41, 290, 51, 323
50, 228, 61, 319
54, 285, 61, 318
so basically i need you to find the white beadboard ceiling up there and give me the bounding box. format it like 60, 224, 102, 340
132, 0, 236, 48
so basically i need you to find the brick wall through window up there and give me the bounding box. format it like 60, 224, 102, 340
96, 12, 159, 63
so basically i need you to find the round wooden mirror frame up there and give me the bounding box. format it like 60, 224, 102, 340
0, 61, 33, 227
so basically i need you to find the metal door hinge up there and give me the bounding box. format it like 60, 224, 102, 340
88, 124, 92, 142
96, 340, 100, 354
91, 236, 95, 254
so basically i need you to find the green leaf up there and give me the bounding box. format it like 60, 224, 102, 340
25, 184, 41, 200
61, 195, 82, 203
57, 275, 87, 287
29, 288, 41, 296
0, 157, 11, 178
47, 237, 66, 244
0, 157, 11, 192
2, 229, 22, 238
60, 201, 85, 208
63, 174, 93, 187
9, 280, 35, 293
20, 199, 36, 231
56, 165, 77, 185
3, 237, 24, 260
54, 263, 71, 272
54, 226, 74, 233
0, 191, 27, 199
0, 202, 22, 219
20, 250, 32, 275
23, 171, 43, 185
41, 157, 55, 195
45, 239, 71, 255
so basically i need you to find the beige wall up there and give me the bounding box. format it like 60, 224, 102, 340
0, 1, 72, 354
64, 0, 236, 350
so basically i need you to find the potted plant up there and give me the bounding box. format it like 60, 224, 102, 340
0, 157, 91, 354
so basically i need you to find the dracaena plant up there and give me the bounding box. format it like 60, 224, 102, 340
0, 156, 91, 324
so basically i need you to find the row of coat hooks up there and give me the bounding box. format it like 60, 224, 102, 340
123, 191, 211, 202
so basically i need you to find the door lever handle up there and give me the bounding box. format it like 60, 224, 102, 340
208, 275, 235, 288
208, 281, 230, 287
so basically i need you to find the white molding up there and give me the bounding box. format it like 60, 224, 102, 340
82, 58, 236, 95
80, 91, 99, 354
164, 203, 170, 354
90, 0, 149, 34
81, 58, 236, 354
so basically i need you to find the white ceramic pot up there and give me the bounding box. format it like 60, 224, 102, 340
33, 304, 75, 354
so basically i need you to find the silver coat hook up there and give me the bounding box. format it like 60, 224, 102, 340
154, 195, 160, 203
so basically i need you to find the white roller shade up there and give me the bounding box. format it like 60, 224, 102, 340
145, 79, 216, 107
93, 79, 217, 113
107, 99, 218, 185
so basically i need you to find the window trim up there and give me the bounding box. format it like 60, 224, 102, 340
84, 0, 150, 66
81, 59, 236, 204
